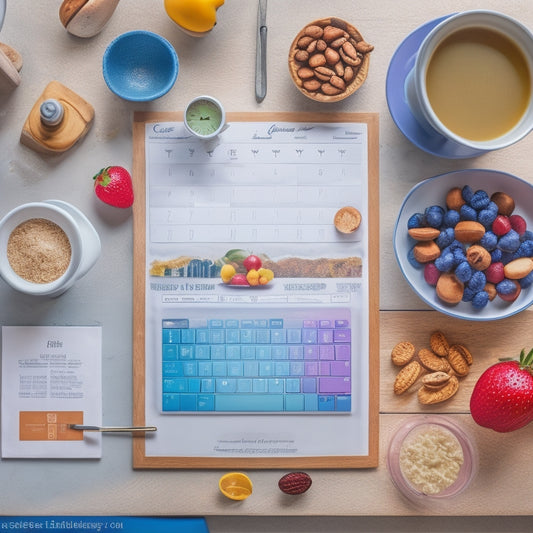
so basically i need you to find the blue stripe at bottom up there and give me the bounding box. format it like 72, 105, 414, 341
0, 517, 209, 533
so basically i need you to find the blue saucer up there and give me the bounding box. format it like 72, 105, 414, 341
386, 15, 487, 159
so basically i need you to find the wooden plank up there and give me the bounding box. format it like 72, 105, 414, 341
380, 309, 533, 414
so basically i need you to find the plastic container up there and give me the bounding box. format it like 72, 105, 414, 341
387, 415, 477, 509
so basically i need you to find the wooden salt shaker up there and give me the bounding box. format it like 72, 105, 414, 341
20, 80, 94, 155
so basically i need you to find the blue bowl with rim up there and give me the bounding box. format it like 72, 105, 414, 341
103, 30, 179, 102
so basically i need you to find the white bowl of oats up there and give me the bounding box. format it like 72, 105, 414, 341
0, 200, 100, 296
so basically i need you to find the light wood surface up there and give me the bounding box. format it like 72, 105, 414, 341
1, 0, 533, 522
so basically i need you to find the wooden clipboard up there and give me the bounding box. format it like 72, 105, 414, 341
132, 111, 379, 469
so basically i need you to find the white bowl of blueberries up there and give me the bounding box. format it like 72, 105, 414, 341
394, 169, 533, 321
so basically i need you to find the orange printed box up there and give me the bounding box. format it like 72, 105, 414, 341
19, 411, 84, 441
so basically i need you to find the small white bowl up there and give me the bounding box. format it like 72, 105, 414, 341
387, 415, 477, 509
394, 169, 533, 320
0, 201, 100, 297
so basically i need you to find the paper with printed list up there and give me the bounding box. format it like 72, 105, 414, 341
1, 326, 102, 458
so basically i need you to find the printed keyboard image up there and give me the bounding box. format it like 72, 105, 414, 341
161, 312, 352, 413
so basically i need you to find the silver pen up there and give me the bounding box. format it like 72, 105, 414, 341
69, 424, 157, 433
255, 0, 267, 102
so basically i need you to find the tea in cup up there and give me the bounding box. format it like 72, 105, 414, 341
405, 10, 533, 156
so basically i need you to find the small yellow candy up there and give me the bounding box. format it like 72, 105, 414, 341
219, 472, 253, 500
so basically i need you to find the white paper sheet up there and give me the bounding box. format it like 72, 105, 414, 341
1, 326, 102, 458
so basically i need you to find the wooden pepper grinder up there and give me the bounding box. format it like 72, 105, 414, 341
20, 80, 95, 155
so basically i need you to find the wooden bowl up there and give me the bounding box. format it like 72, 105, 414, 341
288, 17, 373, 103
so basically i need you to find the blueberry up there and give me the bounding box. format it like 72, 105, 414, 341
478, 207, 498, 228
443, 209, 460, 228
491, 249, 503, 262
462, 286, 476, 302
425, 205, 445, 228
460, 204, 477, 221
436, 227, 455, 249
435, 252, 455, 272
500, 251, 515, 265
453, 247, 467, 265
472, 291, 489, 309
407, 213, 425, 229
468, 271, 486, 292
516, 240, 533, 257
496, 279, 517, 295
455, 261, 473, 283
479, 231, 498, 251
519, 271, 533, 289
462, 185, 474, 203
407, 246, 423, 269
470, 189, 490, 210
520, 230, 533, 242
498, 229, 521, 252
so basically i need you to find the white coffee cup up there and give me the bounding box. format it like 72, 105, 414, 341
0, 200, 100, 297
405, 10, 533, 156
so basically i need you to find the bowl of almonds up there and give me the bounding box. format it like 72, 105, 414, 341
288, 17, 374, 102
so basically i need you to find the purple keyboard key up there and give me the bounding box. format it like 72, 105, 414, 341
335, 344, 351, 360
331, 361, 351, 376
319, 376, 351, 394
334, 329, 351, 342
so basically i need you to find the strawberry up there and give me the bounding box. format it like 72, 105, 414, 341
470, 348, 533, 432
93, 166, 134, 208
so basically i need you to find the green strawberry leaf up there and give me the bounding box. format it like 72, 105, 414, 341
93, 167, 111, 187
520, 348, 533, 369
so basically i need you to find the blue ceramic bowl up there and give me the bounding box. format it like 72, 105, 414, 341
103, 30, 179, 102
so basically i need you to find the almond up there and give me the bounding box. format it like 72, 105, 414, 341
454, 220, 486, 243
325, 47, 341, 65
436, 272, 464, 304
447, 345, 470, 376
429, 331, 449, 357
308, 54, 326, 68
304, 25, 324, 39
418, 375, 459, 404
503, 257, 533, 279
418, 348, 451, 373
394, 360, 422, 395
323, 26, 346, 43
413, 240, 441, 263
297, 67, 315, 80
391, 341, 415, 366
421, 371, 451, 390
446, 187, 465, 210
408, 227, 441, 241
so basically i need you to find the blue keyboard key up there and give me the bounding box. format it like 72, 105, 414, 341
215, 394, 284, 412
